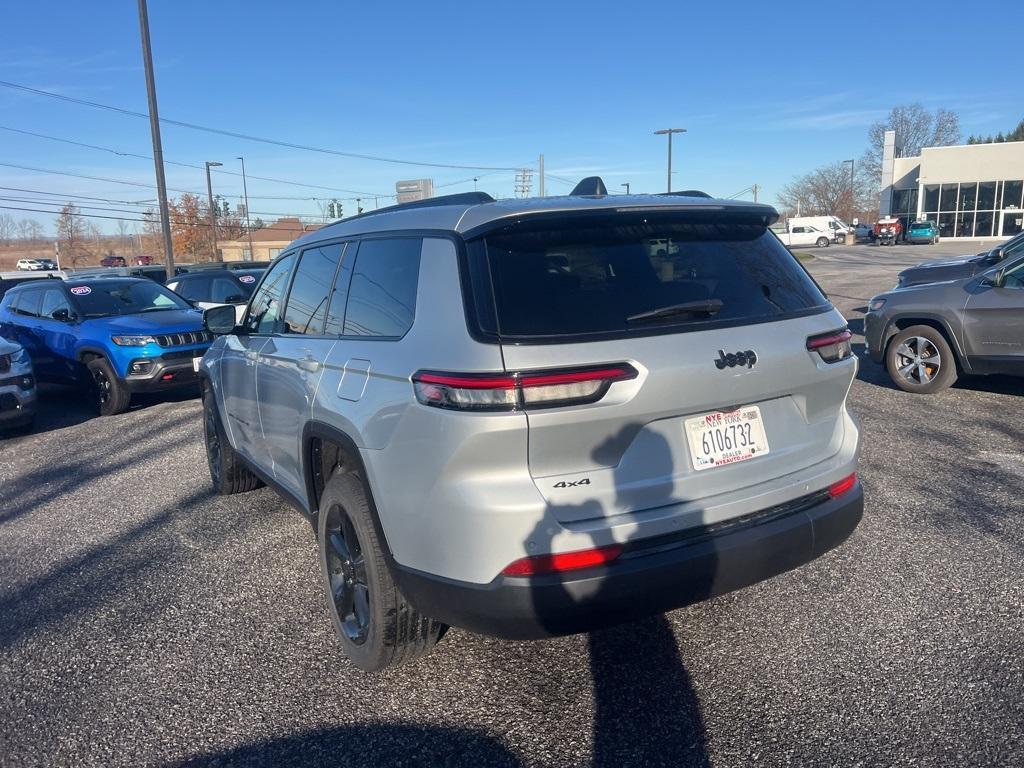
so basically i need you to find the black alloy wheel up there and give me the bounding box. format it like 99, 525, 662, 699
323, 503, 370, 645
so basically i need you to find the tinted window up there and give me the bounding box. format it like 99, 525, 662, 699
210, 275, 250, 303
175, 276, 211, 302
282, 243, 344, 335
476, 216, 830, 340
14, 289, 43, 317
245, 253, 295, 334
343, 239, 421, 337
71, 281, 189, 317
40, 288, 71, 319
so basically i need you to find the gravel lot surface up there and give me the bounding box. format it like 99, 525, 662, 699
1, 243, 1022, 767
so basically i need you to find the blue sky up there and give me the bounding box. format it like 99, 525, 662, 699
0, 0, 1020, 234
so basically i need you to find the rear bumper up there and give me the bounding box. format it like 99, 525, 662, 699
394, 482, 863, 640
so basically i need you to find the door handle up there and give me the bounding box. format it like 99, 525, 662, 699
244, 349, 259, 360
297, 357, 321, 373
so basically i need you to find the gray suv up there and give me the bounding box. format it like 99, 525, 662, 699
199, 186, 863, 671
866, 246, 1024, 393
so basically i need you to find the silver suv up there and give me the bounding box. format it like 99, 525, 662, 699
199, 185, 863, 671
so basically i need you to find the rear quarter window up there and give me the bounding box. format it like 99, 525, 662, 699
471, 215, 830, 341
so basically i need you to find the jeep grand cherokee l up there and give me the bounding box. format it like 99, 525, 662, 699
199, 186, 863, 671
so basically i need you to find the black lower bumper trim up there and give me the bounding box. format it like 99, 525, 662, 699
123, 360, 201, 392
393, 483, 864, 640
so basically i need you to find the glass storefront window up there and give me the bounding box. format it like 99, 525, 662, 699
958, 183, 977, 211
955, 212, 974, 237
977, 182, 996, 210
923, 185, 939, 211
938, 213, 956, 237
1004, 180, 1023, 209
974, 210, 995, 238
940, 184, 959, 212
1003, 211, 1024, 237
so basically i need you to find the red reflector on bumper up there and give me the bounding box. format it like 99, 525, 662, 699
501, 544, 624, 577
828, 472, 857, 499
161, 373, 174, 381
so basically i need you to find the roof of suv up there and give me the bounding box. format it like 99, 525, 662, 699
289, 191, 779, 249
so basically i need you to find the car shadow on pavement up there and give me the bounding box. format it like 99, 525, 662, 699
0, 409, 196, 527
172, 723, 522, 768
524, 426, 713, 767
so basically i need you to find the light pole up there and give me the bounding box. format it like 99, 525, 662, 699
136, 0, 174, 274
204, 161, 222, 261
621, 182, 631, 195
236, 156, 254, 262
654, 128, 686, 193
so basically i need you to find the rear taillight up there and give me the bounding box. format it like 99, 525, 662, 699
828, 472, 858, 499
807, 329, 853, 363
412, 364, 638, 412
502, 543, 624, 577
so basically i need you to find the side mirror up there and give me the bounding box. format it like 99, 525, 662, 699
989, 247, 1005, 264
224, 294, 244, 304
204, 304, 238, 335
51, 308, 74, 322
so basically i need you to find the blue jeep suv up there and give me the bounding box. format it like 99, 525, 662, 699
0, 277, 211, 415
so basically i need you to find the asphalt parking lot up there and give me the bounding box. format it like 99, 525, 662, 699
1, 243, 1022, 767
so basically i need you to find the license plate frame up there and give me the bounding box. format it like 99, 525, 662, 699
684, 405, 770, 472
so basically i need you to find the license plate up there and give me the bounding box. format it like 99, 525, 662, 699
192, 356, 202, 372
685, 406, 770, 471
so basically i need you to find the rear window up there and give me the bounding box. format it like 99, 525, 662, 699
471, 215, 830, 341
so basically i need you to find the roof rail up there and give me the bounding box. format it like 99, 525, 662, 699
659, 189, 713, 198
335, 191, 496, 226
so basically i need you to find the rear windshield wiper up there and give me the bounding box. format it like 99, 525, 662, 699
626, 299, 724, 324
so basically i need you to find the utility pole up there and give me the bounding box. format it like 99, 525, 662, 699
621, 182, 631, 195
204, 161, 222, 261
752, 184, 760, 203
236, 156, 254, 261
538, 154, 545, 197
137, 0, 174, 275
473, 177, 478, 191
653, 128, 686, 193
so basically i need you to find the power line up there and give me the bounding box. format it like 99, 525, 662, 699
0, 79, 527, 172
0, 202, 324, 236
0, 194, 323, 222
0, 124, 388, 198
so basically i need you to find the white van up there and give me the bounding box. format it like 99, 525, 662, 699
788, 216, 851, 243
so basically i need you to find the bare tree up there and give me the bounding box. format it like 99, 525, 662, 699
0, 213, 15, 246
17, 218, 36, 243
861, 104, 960, 184
115, 219, 131, 252
55, 203, 87, 267
777, 161, 877, 223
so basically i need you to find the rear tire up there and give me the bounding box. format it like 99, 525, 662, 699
816, 237, 830, 248
87, 358, 130, 416
318, 471, 445, 671
886, 325, 958, 394
203, 385, 262, 494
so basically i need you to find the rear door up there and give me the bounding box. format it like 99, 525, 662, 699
478, 211, 854, 525
256, 241, 345, 500
36, 287, 79, 381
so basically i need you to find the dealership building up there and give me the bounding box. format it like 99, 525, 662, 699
880, 131, 1024, 240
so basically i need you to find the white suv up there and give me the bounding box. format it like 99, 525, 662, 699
199, 183, 863, 671
16, 259, 44, 271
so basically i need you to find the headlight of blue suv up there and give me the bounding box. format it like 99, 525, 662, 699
111, 335, 157, 346
12, 347, 30, 364
868, 298, 886, 312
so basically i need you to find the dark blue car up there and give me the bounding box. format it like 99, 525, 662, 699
0, 277, 211, 415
